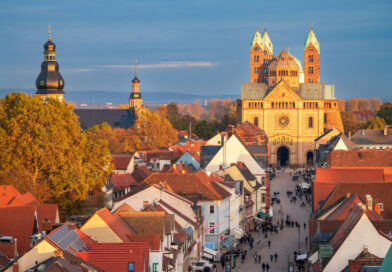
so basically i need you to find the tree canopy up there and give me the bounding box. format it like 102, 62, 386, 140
377, 102, 392, 125
0, 93, 112, 215
361, 116, 387, 130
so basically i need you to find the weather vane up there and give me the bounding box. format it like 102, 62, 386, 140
134, 59, 138, 77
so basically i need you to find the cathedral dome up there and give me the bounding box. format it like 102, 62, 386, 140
132, 76, 140, 83
44, 40, 56, 51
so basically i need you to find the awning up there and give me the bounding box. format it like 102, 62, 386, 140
296, 253, 307, 261
222, 236, 236, 249
301, 182, 311, 189
257, 211, 270, 218
233, 228, 244, 239
203, 247, 217, 259
269, 207, 274, 217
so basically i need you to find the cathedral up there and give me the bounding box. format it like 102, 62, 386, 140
237, 27, 344, 167
35, 26, 142, 129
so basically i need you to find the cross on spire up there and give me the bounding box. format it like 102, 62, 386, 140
48, 25, 51, 40
135, 60, 139, 78
310, 21, 314, 29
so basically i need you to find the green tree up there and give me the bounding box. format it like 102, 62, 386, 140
0, 93, 112, 216
377, 102, 392, 125
194, 119, 217, 140
361, 116, 387, 130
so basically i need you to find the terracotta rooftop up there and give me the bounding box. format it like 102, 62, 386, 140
111, 154, 132, 170
329, 150, 392, 167
315, 168, 385, 183
111, 173, 138, 191
131, 165, 152, 183
352, 129, 392, 145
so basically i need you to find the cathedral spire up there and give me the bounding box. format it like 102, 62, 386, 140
129, 60, 143, 109
305, 25, 320, 53
250, 26, 263, 50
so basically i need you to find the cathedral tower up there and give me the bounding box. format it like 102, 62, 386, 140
304, 26, 320, 83
35, 25, 65, 100
250, 27, 274, 83
129, 60, 143, 109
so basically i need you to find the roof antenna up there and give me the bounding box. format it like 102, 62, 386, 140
48, 25, 51, 41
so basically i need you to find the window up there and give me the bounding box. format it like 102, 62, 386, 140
324, 113, 327, 124
378, 203, 384, 211
308, 117, 313, 128
254, 79, 257, 83
40, 80, 45, 86
264, 68, 268, 75
308, 67, 314, 74
264, 59, 268, 65
209, 222, 215, 234
254, 47, 259, 52
254, 67, 258, 74
128, 262, 135, 272
308, 55, 314, 62
262, 177, 265, 186
264, 50, 267, 55
59, 80, 63, 86
254, 117, 259, 127
262, 194, 265, 202
210, 205, 214, 214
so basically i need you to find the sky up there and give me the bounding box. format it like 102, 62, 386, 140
0, 0, 391, 100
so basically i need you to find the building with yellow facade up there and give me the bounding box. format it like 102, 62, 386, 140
237, 27, 344, 167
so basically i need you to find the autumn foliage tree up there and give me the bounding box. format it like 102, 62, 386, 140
0, 93, 112, 215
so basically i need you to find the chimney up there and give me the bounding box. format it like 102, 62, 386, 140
346, 193, 351, 198
366, 195, 373, 211
375, 203, 381, 215
384, 126, 388, 136
349, 131, 351, 140
12, 262, 18, 272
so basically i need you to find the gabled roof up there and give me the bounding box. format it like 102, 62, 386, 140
268, 49, 299, 70
315, 168, 385, 183
241, 82, 269, 100
91, 208, 133, 242
111, 154, 132, 170
131, 165, 152, 183
263, 80, 302, 101
74, 109, 134, 129
304, 27, 320, 53
379, 244, 392, 271
250, 28, 263, 50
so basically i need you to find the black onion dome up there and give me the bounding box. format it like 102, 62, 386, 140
44, 40, 56, 51
132, 76, 140, 83
36, 62, 65, 93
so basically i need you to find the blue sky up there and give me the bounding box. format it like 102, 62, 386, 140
0, 0, 391, 99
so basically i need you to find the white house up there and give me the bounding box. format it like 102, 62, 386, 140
205, 134, 266, 181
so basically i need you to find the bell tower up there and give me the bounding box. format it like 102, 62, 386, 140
304, 25, 320, 83
129, 60, 143, 110
35, 25, 65, 100
250, 26, 274, 84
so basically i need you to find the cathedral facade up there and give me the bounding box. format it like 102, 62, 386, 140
237, 27, 343, 167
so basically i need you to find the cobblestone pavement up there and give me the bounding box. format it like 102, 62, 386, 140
217, 168, 312, 272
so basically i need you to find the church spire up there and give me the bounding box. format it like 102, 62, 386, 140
35, 26, 65, 100
129, 59, 143, 109
305, 25, 320, 53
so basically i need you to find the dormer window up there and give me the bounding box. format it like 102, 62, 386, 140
40, 80, 45, 86
59, 80, 63, 86
264, 50, 267, 55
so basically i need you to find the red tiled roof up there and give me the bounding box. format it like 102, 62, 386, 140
0, 206, 35, 258
0, 185, 21, 206
320, 182, 392, 219
315, 168, 385, 183
111, 173, 137, 190
111, 154, 132, 170
127, 234, 161, 251
76, 252, 148, 272
86, 242, 149, 253
143, 171, 231, 201
329, 150, 392, 167
114, 203, 135, 213
324, 194, 363, 221
131, 166, 152, 183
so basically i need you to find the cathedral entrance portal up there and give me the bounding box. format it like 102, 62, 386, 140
277, 146, 289, 167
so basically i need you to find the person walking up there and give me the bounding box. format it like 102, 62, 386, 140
270, 253, 273, 262
254, 253, 258, 263
266, 263, 270, 272
304, 222, 307, 229
262, 263, 265, 272
258, 254, 261, 264
268, 240, 271, 248
274, 253, 278, 262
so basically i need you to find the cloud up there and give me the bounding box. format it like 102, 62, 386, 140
102, 61, 218, 69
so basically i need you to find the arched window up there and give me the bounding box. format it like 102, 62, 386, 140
272, 102, 274, 108
324, 113, 327, 124
261, 102, 263, 108
249, 102, 251, 108
308, 117, 313, 128
293, 102, 295, 108
254, 117, 259, 127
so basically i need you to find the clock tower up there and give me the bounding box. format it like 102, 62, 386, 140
129, 60, 143, 110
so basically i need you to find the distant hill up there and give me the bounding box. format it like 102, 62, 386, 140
0, 89, 238, 105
